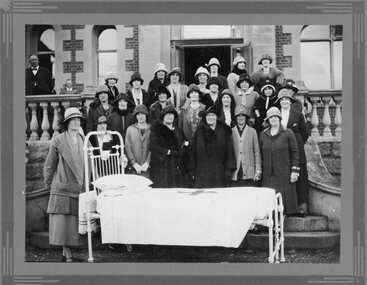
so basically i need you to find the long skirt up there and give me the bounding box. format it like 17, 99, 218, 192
49, 214, 83, 246
295, 163, 309, 205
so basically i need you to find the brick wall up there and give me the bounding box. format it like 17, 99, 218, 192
275, 25, 292, 71
62, 25, 85, 93
124, 25, 139, 90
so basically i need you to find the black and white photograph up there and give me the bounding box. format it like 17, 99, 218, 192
1, 0, 365, 285
24, 24, 342, 264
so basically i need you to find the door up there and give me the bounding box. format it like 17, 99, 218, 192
170, 41, 185, 74
231, 43, 253, 74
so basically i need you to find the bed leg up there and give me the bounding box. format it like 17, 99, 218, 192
280, 214, 285, 262
86, 214, 94, 263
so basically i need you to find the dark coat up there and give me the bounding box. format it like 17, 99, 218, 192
254, 94, 278, 134
126, 89, 152, 111
259, 126, 299, 215
284, 109, 310, 204
250, 67, 285, 93
200, 93, 221, 108
188, 121, 236, 188
211, 74, 228, 92
86, 103, 112, 134
147, 76, 170, 99
25, 66, 54, 95
105, 84, 119, 104
149, 122, 188, 188
106, 109, 135, 140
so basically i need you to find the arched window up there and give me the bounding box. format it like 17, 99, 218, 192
300, 25, 342, 89
95, 26, 117, 85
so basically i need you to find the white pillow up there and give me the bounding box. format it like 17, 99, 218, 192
92, 174, 153, 191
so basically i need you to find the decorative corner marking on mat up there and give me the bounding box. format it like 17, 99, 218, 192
353, 13, 364, 59
13, 276, 60, 285
12, 1, 58, 13
1, 9, 12, 58
2, 232, 13, 277
306, 2, 353, 13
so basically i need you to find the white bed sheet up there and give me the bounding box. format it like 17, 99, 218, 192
94, 186, 276, 248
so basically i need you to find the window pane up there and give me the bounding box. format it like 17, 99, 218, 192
40, 29, 55, 51
182, 25, 231, 39
301, 42, 331, 89
301, 25, 330, 39
98, 52, 117, 85
98, 29, 117, 50
333, 41, 342, 89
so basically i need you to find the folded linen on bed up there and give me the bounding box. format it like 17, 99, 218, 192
78, 190, 99, 234
96, 186, 276, 247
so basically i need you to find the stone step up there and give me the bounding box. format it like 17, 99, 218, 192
244, 231, 340, 250
284, 215, 329, 232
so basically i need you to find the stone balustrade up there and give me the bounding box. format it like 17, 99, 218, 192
25, 90, 342, 142
25, 93, 94, 141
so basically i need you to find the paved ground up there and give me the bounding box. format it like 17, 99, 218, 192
26, 244, 340, 263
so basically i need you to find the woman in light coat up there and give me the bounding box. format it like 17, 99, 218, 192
227, 56, 248, 97
166, 67, 189, 112
231, 106, 262, 187
44, 107, 87, 262
125, 105, 151, 178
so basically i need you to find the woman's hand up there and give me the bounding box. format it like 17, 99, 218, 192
141, 162, 149, 172
133, 163, 142, 174
253, 170, 262, 181
290, 172, 299, 183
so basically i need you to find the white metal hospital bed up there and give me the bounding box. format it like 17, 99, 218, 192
81, 131, 285, 263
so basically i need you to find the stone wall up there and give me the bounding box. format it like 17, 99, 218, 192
318, 141, 341, 184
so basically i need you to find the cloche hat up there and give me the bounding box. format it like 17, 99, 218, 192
155, 85, 172, 100
160, 105, 178, 120
186, 84, 203, 98
279, 79, 299, 94
234, 105, 250, 118
97, 115, 107, 125
63, 107, 84, 123
194, 66, 210, 80
264, 106, 281, 122
236, 73, 254, 88
258, 54, 273, 65
206, 76, 222, 89
206, 57, 221, 68
154, 63, 168, 74
129, 72, 144, 86
104, 71, 118, 82
275, 88, 296, 103
167, 67, 183, 79
133, 104, 149, 116
95, 85, 110, 97
233, 56, 247, 66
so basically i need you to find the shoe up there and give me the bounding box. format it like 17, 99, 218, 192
296, 210, 306, 218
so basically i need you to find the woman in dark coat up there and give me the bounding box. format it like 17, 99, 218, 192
188, 105, 236, 188
259, 107, 300, 216
149, 85, 174, 125
126, 72, 152, 111
44, 107, 86, 262
149, 105, 189, 188
104, 71, 119, 103
276, 89, 310, 216
147, 62, 170, 100
217, 88, 236, 128
107, 93, 135, 140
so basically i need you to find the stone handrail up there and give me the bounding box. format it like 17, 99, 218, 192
303, 89, 342, 142
25, 93, 95, 141
25, 90, 342, 142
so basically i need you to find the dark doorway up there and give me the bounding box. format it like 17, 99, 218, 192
184, 46, 230, 85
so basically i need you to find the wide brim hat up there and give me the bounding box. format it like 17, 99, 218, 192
206, 57, 221, 68
233, 56, 247, 66
206, 76, 222, 89
133, 104, 149, 116
104, 71, 118, 82
194, 66, 210, 80
275, 88, 296, 103
279, 79, 299, 93
236, 73, 254, 88
154, 62, 168, 74
186, 84, 203, 98
63, 107, 84, 123
113, 92, 134, 107
155, 85, 172, 100
234, 106, 250, 118
160, 105, 178, 120
199, 105, 220, 118
264, 106, 281, 122
167, 67, 183, 79
129, 72, 144, 86
258, 54, 273, 65
95, 85, 110, 97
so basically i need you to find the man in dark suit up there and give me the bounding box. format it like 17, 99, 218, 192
25, 53, 54, 95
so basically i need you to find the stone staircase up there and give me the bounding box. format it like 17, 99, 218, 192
244, 215, 340, 250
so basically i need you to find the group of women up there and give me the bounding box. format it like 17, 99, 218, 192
44, 55, 310, 261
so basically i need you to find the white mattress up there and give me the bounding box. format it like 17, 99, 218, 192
94, 186, 276, 248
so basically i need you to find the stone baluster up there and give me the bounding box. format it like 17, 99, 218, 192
25, 106, 30, 141
321, 96, 332, 137
51, 102, 61, 138
28, 103, 39, 141
40, 103, 50, 141
333, 96, 342, 139
309, 97, 320, 138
